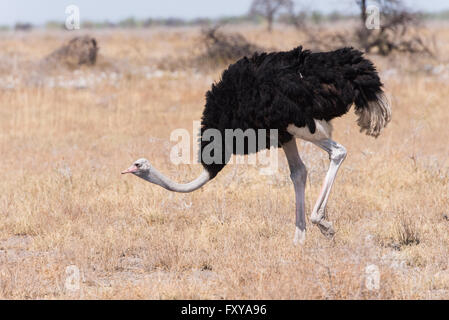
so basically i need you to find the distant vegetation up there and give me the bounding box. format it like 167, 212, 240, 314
422, 10, 449, 20
2, 9, 448, 32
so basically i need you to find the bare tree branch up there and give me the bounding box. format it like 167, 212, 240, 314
249, 0, 294, 32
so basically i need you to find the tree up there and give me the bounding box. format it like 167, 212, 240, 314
249, 0, 294, 32
355, 0, 432, 56
306, 0, 432, 56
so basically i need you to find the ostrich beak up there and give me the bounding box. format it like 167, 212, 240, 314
121, 165, 138, 174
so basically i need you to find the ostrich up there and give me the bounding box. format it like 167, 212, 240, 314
122, 46, 391, 245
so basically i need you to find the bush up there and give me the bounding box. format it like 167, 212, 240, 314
43, 36, 99, 69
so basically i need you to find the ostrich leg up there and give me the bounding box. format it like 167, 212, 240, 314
310, 138, 347, 237
283, 139, 308, 245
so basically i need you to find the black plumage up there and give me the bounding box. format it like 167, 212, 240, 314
199, 46, 387, 178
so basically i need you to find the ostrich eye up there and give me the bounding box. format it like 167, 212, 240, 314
135, 163, 141, 168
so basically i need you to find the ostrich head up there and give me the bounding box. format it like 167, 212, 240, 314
121, 158, 151, 177
121, 157, 210, 193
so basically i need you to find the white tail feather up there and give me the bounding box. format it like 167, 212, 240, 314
355, 93, 391, 138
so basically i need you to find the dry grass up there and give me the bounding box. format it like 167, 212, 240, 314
0, 24, 449, 299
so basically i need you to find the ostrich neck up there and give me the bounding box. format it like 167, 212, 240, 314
142, 167, 210, 193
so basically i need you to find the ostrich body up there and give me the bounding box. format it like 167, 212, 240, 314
122, 46, 391, 244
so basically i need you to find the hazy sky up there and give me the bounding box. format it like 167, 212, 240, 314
2, 0, 449, 26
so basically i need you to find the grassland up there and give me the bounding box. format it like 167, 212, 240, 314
0, 24, 448, 299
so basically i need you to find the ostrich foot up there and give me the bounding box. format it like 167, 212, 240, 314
316, 220, 335, 239
311, 208, 335, 239
293, 227, 306, 246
